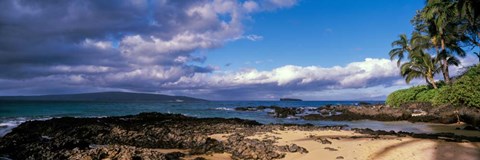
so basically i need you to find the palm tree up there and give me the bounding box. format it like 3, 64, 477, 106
456, 0, 480, 47
389, 34, 412, 67
410, 31, 433, 54
389, 32, 441, 87
421, 0, 464, 84
400, 51, 441, 89
391, 1, 471, 87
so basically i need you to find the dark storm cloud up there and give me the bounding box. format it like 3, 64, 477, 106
0, 0, 207, 42
0, 0, 228, 81
0, 0, 303, 97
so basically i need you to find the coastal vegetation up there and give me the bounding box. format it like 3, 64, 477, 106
387, 0, 479, 108
386, 64, 480, 108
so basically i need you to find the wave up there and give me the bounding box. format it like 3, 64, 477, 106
214, 107, 235, 111
0, 117, 28, 137
0, 117, 57, 137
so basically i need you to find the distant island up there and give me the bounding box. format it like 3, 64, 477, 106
0, 92, 207, 102
280, 98, 302, 101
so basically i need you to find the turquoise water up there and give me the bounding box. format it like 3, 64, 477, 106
0, 101, 469, 137
0, 101, 374, 118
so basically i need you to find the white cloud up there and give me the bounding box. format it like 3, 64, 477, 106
5, 55, 477, 100
50, 65, 113, 73
235, 34, 264, 41
245, 34, 264, 41
164, 58, 400, 89
243, 1, 259, 13
156, 57, 407, 100
82, 39, 113, 50
290, 85, 408, 100
265, 0, 298, 9
449, 54, 479, 76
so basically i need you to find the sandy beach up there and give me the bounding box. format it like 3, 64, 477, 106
204, 129, 480, 160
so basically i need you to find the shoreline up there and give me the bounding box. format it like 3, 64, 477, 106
234, 103, 480, 128
2, 113, 479, 139
1, 112, 480, 159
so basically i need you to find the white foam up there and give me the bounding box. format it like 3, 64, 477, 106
286, 116, 300, 120
263, 109, 275, 113
0, 118, 26, 137
304, 107, 318, 110
0, 117, 53, 137
0, 157, 13, 160
214, 107, 234, 111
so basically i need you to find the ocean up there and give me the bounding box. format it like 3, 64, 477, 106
0, 101, 464, 137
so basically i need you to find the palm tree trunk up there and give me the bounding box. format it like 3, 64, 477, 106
440, 39, 451, 84
425, 77, 434, 87
428, 76, 438, 89
443, 59, 450, 82
426, 69, 438, 89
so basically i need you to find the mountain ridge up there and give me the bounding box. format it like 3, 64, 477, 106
0, 91, 207, 102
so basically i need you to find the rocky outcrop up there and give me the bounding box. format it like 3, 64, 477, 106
235, 103, 480, 127
1, 111, 480, 159
0, 113, 323, 160
66, 145, 183, 160
235, 106, 303, 118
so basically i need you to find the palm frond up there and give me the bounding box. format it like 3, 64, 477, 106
447, 56, 461, 66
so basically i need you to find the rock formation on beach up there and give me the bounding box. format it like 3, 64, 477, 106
0, 113, 316, 160
1, 112, 480, 160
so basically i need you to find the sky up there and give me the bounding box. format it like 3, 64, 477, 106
0, 0, 478, 100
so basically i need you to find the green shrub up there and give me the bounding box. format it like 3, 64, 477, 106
387, 65, 480, 108
416, 88, 441, 102
385, 88, 412, 107
386, 85, 435, 107
434, 66, 480, 108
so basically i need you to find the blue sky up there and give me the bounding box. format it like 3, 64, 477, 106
206, 0, 424, 70
0, 0, 477, 100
